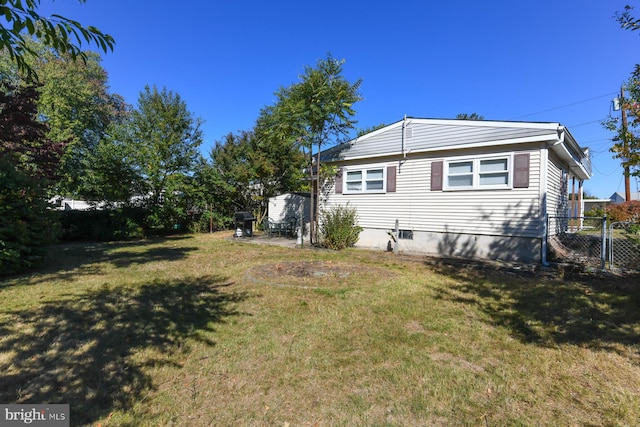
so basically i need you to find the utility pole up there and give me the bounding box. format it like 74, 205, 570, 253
621, 86, 632, 202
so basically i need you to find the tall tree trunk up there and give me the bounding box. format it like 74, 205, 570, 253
309, 149, 315, 245
314, 142, 321, 245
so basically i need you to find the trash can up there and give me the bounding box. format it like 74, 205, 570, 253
234, 211, 256, 237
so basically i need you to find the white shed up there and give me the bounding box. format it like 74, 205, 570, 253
267, 192, 311, 232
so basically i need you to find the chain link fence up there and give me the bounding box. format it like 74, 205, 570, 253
547, 216, 605, 269
609, 221, 640, 270
547, 216, 639, 271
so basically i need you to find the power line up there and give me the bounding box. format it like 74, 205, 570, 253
580, 137, 611, 144
509, 92, 617, 120
588, 148, 611, 154
591, 160, 620, 176
567, 117, 610, 128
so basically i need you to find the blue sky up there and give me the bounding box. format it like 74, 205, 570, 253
37, 0, 640, 198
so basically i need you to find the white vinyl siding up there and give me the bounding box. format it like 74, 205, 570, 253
322, 119, 561, 162
546, 154, 568, 217
325, 147, 542, 238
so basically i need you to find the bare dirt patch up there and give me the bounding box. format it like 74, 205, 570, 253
246, 260, 396, 289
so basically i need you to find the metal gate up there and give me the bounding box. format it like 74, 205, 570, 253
547, 216, 606, 269
609, 221, 640, 270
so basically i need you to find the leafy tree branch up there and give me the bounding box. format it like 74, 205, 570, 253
0, 0, 114, 80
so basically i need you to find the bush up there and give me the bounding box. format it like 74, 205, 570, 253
584, 206, 606, 218
606, 201, 640, 223
319, 203, 363, 250
188, 210, 233, 234
0, 159, 59, 275
58, 208, 146, 242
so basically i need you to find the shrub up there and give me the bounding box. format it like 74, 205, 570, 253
58, 208, 146, 242
584, 206, 606, 218
319, 203, 363, 250
188, 210, 233, 233
606, 201, 640, 223
0, 159, 59, 275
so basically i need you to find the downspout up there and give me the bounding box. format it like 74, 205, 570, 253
541, 129, 565, 266
540, 145, 549, 267
402, 114, 407, 157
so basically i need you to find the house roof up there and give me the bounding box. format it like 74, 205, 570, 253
322, 117, 591, 180
610, 192, 640, 202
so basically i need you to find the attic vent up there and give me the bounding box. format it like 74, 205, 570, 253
405, 127, 413, 138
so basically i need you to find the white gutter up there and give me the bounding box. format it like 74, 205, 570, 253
548, 127, 591, 180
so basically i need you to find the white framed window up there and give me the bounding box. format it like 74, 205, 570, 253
344, 166, 386, 194
445, 155, 511, 190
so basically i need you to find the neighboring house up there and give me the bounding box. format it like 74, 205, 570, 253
319, 117, 592, 264
50, 197, 96, 211
609, 192, 640, 204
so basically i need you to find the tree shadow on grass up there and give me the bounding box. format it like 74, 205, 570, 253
0, 274, 248, 426
429, 259, 640, 357
1, 236, 199, 289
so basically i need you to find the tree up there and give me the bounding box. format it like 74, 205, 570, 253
199, 124, 306, 229
104, 85, 203, 231
207, 132, 259, 219
269, 55, 362, 243
0, 0, 114, 80
603, 88, 640, 179
36, 52, 126, 196
604, 4, 640, 190
357, 123, 386, 137
253, 106, 308, 216
456, 112, 485, 120
615, 4, 640, 32
0, 83, 63, 274
0, 83, 64, 181
81, 117, 140, 205
0, 37, 127, 196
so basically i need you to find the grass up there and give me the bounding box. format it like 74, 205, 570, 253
1, 232, 639, 426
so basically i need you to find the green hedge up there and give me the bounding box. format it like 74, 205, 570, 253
57, 208, 146, 242
0, 159, 59, 275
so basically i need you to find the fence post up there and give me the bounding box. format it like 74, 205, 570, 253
542, 214, 549, 266
601, 215, 607, 270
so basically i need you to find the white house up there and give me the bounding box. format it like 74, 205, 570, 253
319, 117, 592, 264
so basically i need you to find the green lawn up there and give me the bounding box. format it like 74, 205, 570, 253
1, 233, 639, 426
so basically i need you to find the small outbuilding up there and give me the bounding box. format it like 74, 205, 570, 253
267, 192, 311, 237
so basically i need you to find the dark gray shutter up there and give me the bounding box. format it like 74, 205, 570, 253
431, 161, 443, 191
387, 165, 396, 192
335, 168, 343, 194
513, 153, 530, 188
